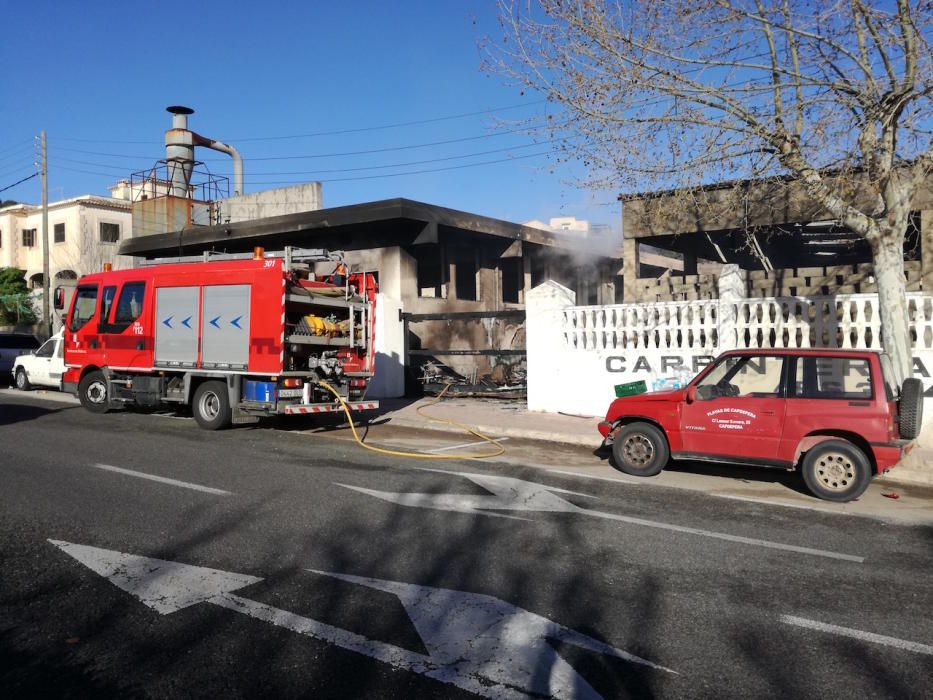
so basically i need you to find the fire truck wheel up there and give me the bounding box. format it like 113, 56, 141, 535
78, 370, 109, 413
15, 367, 31, 391
800, 440, 871, 502
611, 422, 669, 477
193, 381, 232, 430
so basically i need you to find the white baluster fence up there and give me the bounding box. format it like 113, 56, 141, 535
526, 279, 933, 443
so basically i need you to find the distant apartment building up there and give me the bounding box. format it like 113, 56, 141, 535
0, 187, 134, 288
523, 216, 612, 238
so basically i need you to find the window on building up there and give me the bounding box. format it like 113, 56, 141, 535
114, 282, 145, 324
501, 258, 522, 304
29, 273, 44, 290
451, 247, 479, 301
99, 222, 120, 243
414, 245, 446, 298
54, 223, 65, 243
22, 228, 36, 247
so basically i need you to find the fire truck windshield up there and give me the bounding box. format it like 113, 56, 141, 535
69, 286, 98, 331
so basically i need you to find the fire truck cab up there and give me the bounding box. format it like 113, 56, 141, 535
59, 247, 378, 429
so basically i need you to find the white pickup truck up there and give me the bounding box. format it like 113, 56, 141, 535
12, 330, 65, 391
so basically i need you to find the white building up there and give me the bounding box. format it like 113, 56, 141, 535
0, 192, 134, 288
523, 216, 612, 237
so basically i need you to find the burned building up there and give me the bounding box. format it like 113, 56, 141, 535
118, 197, 623, 390
619, 174, 933, 302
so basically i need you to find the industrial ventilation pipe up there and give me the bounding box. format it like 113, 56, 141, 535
165, 105, 244, 197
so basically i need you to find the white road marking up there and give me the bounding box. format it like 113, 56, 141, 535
714, 493, 840, 513
50, 540, 675, 699
149, 412, 191, 421
780, 615, 933, 655
547, 468, 639, 484
425, 437, 509, 453
89, 463, 231, 496
341, 471, 864, 563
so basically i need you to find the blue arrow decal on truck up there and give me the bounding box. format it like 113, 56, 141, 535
181, 316, 192, 329
230, 315, 242, 329
162, 316, 173, 329
210, 316, 221, 329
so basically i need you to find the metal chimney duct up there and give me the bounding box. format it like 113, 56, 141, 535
164, 105, 244, 197
165, 106, 195, 198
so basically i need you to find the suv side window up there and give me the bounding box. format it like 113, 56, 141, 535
696, 355, 785, 399
793, 356, 872, 400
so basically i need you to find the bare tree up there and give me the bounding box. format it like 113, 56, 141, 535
490, 0, 933, 382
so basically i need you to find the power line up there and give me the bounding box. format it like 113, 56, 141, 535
0, 172, 39, 194
52, 122, 563, 162
52, 137, 566, 177
0, 145, 35, 166
50, 99, 550, 145
0, 163, 36, 180
55, 149, 559, 185
0, 139, 33, 159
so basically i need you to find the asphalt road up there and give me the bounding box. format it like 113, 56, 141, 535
1, 392, 931, 699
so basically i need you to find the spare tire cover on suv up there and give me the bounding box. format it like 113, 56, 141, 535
899, 377, 924, 440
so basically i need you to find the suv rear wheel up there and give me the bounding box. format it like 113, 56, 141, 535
801, 440, 871, 502
611, 422, 669, 477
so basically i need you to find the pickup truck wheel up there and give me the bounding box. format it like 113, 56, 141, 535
801, 440, 871, 502
612, 422, 669, 477
14, 367, 31, 391
193, 381, 232, 430
78, 370, 109, 414
898, 378, 923, 440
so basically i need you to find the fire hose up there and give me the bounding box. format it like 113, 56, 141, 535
315, 381, 505, 459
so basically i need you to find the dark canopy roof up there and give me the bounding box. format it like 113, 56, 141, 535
119, 197, 582, 259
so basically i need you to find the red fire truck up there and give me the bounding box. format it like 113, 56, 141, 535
57, 247, 379, 429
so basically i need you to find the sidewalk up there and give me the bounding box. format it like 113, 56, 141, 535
377, 396, 933, 488
377, 397, 602, 447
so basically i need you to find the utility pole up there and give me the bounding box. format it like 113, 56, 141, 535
40, 130, 50, 338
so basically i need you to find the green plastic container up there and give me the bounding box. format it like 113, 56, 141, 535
614, 380, 647, 397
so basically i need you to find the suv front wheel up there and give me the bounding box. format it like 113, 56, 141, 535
612, 422, 670, 477
801, 440, 872, 502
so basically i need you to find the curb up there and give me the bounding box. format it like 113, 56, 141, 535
385, 415, 599, 448
384, 413, 933, 486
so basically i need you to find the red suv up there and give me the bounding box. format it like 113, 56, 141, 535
598, 349, 923, 501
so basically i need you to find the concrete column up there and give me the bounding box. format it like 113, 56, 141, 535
368, 294, 405, 398
682, 252, 698, 276
525, 281, 575, 412
921, 210, 933, 293
621, 237, 639, 302
717, 264, 746, 352
521, 244, 532, 303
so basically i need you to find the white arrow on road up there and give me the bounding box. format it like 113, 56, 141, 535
50, 540, 672, 699
337, 471, 864, 562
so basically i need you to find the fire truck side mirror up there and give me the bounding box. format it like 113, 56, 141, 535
685, 386, 697, 403
53, 286, 65, 310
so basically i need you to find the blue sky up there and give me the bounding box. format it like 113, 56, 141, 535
0, 1, 618, 231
